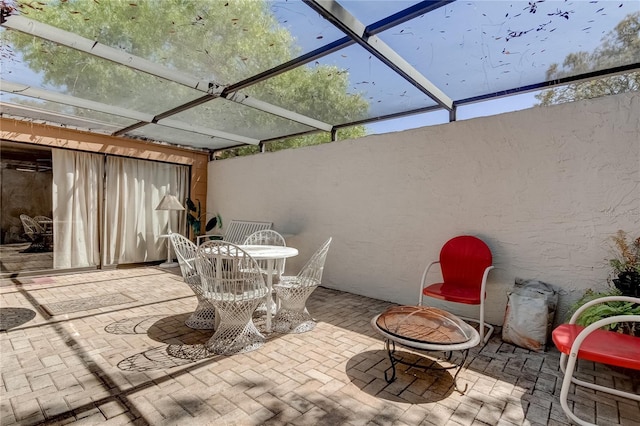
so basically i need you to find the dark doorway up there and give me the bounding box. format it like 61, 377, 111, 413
0, 141, 54, 276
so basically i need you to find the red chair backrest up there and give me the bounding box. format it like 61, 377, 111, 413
440, 236, 492, 289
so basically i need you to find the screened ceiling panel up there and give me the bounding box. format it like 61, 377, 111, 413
339, 0, 423, 24
378, 1, 640, 101
170, 97, 317, 142
124, 123, 242, 151
4, 0, 350, 85
245, 43, 439, 124
1, 0, 638, 154
270, 0, 350, 54
0, 29, 45, 86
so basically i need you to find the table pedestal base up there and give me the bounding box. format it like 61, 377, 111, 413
383, 339, 470, 394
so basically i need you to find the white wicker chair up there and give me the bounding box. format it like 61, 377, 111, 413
243, 229, 286, 317
195, 241, 268, 354
169, 233, 216, 330
273, 237, 332, 334
19, 214, 52, 252
197, 220, 272, 245
20, 214, 44, 241
32, 215, 53, 234
243, 229, 287, 280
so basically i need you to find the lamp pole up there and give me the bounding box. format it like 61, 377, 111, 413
155, 194, 185, 268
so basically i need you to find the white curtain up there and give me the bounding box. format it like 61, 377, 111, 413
102, 156, 188, 265
52, 149, 104, 269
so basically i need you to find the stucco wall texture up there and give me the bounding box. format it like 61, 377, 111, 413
208, 92, 640, 326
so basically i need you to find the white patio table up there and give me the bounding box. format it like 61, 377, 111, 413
238, 244, 298, 333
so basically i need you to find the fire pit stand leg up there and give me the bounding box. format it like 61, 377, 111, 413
384, 339, 398, 383
451, 349, 470, 394
383, 339, 471, 394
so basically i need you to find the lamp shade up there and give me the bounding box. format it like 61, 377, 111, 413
155, 194, 185, 211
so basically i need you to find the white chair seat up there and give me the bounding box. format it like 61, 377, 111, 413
204, 288, 268, 302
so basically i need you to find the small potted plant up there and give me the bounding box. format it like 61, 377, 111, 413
185, 198, 222, 240
609, 230, 640, 298
564, 230, 640, 337
566, 288, 639, 337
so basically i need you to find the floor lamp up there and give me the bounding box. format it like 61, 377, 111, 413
156, 194, 185, 268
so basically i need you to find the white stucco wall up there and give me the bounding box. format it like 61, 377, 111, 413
208, 92, 640, 326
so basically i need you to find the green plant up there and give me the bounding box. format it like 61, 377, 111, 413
608, 230, 640, 297
567, 288, 640, 336
566, 287, 640, 390
185, 198, 222, 239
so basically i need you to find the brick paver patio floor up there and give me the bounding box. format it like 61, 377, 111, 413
1, 267, 638, 425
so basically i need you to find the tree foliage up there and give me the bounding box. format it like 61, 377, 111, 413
536, 12, 640, 106
4, 0, 368, 155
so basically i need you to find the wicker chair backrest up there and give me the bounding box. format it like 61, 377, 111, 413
243, 230, 287, 275
169, 233, 200, 286
20, 214, 44, 240
195, 241, 267, 301
295, 237, 332, 288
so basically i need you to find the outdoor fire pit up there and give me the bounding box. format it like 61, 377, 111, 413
371, 305, 480, 393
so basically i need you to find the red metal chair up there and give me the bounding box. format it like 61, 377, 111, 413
418, 235, 494, 344
552, 296, 640, 426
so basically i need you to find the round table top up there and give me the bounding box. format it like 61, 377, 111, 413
375, 305, 478, 346
238, 245, 298, 260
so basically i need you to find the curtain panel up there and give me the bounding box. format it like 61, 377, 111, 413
103, 157, 188, 265
52, 149, 104, 269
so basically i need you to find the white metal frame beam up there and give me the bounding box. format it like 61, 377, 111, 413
1, 15, 213, 92
1, 80, 260, 145
304, 0, 454, 111
0, 102, 124, 134
1, 81, 154, 122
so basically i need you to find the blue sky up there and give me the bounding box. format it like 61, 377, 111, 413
366, 91, 541, 134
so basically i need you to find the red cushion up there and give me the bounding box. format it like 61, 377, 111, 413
552, 324, 640, 370
423, 282, 482, 305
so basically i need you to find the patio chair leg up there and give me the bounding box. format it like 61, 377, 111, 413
273, 285, 318, 334
207, 300, 264, 355
560, 352, 596, 426
185, 300, 216, 330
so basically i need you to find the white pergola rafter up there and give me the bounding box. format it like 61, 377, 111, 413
304, 0, 454, 111
1, 15, 213, 92
1, 81, 155, 122
0, 80, 261, 145
224, 91, 333, 132
1, 14, 333, 135
0, 102, 124, 133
